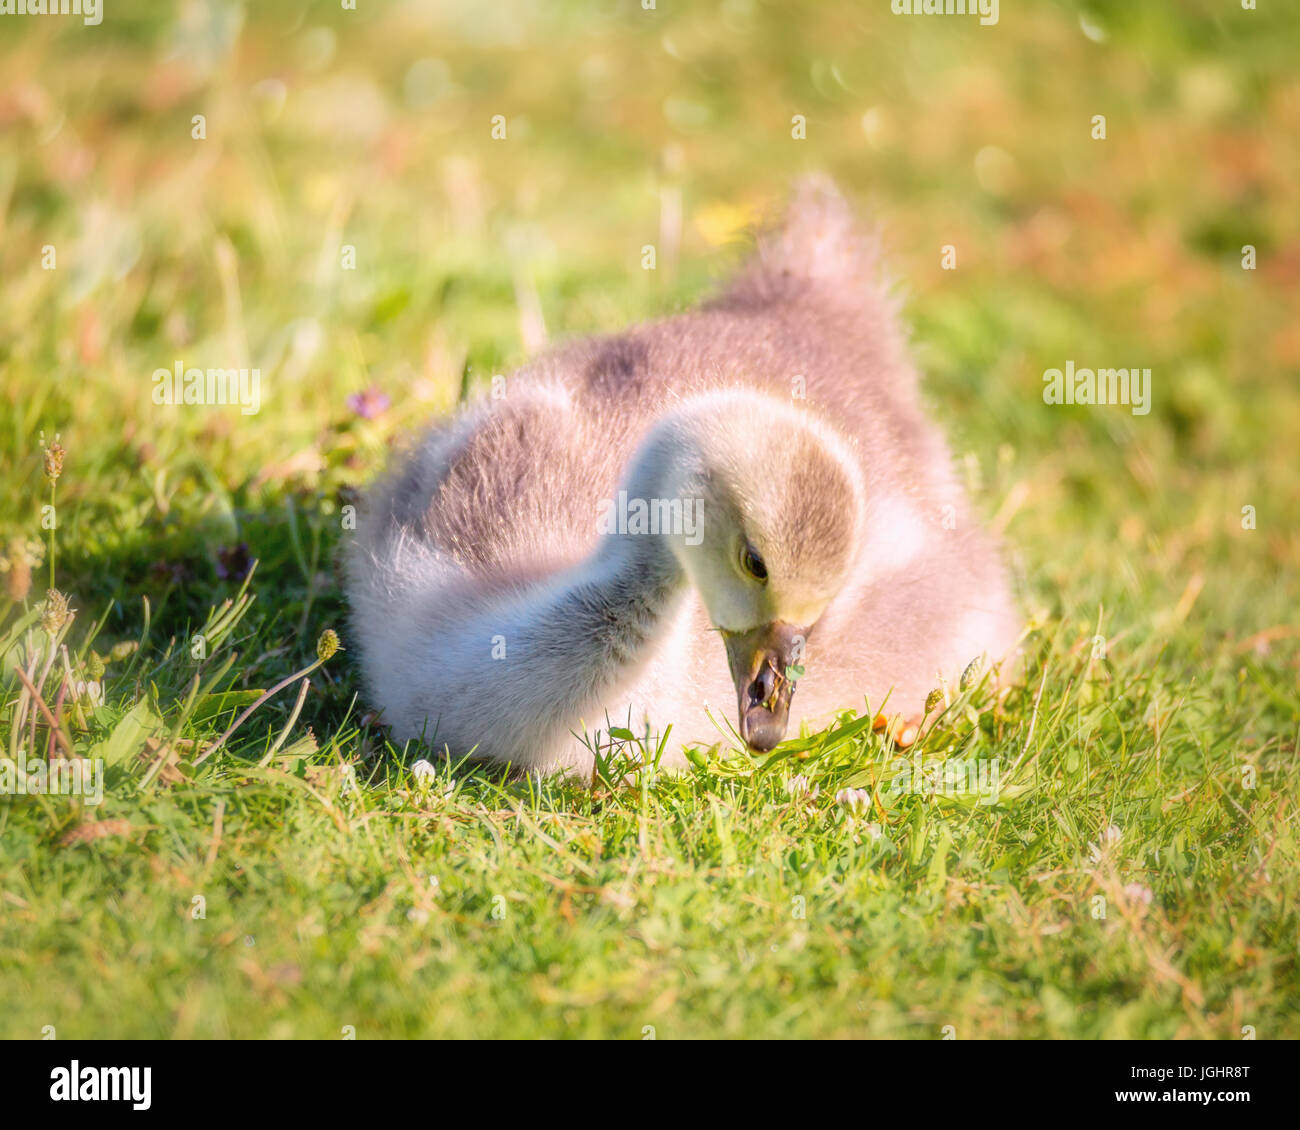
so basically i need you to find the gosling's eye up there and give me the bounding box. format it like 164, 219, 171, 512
740, 543, 768, 583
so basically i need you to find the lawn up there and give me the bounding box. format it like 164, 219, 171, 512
0, 0, 1297, 1038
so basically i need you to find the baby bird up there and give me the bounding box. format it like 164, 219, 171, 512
346, 178, 1019, 775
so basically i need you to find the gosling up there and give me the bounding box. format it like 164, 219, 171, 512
346, 178, 1020, 775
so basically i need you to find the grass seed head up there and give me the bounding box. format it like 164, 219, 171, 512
40, 588, 72, 635
316, 628, 341, 662
42, 435, 66, 482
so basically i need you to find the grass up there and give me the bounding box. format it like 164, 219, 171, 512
1, 0, 1298, 1038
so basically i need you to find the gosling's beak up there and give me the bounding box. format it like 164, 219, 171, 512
723, 621, 807, 752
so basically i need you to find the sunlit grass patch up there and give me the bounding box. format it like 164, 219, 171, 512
0, 0, 1297, 1038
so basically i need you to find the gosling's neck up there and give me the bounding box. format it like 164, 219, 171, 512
566, 427, 703, 670
582, 529, 686, 667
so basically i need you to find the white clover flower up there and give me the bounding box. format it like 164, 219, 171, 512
835, 787, 871, 817
73, 679, 104, 707
786, 774, 820, 801
409, 760, 456, 799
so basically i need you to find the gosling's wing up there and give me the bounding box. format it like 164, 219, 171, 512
356, 380, 627, 581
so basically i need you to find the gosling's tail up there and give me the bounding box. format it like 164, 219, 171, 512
708, 175, 914, 397
710, 175, 888, 312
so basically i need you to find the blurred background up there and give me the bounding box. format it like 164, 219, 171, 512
1, 0, 1299, 1043
0, 0, 1296, 658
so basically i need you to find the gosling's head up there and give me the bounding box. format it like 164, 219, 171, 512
633, 391, 864, 751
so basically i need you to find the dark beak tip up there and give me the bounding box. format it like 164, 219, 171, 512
740, 706, 788, 752
724, 620, 807, 752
